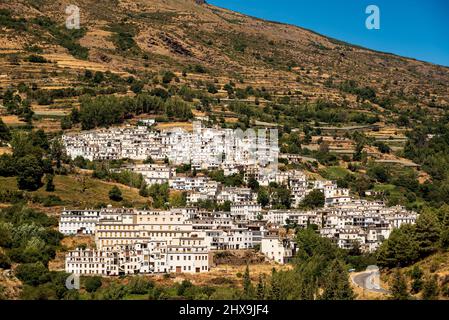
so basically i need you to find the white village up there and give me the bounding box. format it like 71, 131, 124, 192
60, 122, 417, 276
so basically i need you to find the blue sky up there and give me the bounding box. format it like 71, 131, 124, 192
208, 0, 449, 67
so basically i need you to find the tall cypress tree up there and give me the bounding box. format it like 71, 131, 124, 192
270, 268, 281, 300
415, 209, 441, 257
242, 264, 254, 299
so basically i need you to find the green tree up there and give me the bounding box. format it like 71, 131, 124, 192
0, 118, 11, 142
0, 252, 11, 269
415, 209, 441, 257
256, 275, 265, 300
139, 182, 149, 197
247, 176, 259, 191
422, 275, 439, 300
320, 259, 355, 300
257, 189, 269, 207
410, 265, 423, 294
271, 187, 291, 209
269, 268, 281, 300
16, 155, 44, 191
15, 262, 50, 286
377, 224, 419, 268
50, 138, 66, 168
242, 265, 254, 299
148, 183, 169, 209
301, 189, 325, 208
11, 131, 42, 159
127, 276, 153, 295
45, 174, 55, 192
169, 192, 187, 208
84, 276, 102, 293
389, 269, 410, 300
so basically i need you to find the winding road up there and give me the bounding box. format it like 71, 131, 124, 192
351, 270, 390, 294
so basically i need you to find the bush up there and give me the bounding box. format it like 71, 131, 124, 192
26, 55, 48, 63
15, 262, 51, 286
127, 276, 154, 294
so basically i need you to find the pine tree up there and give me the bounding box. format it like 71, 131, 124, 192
415, 209, 441, 257
389, 269, 410, 300
109, 186, 123, 202
422, 275, 439, 300
410, 266, 423, 294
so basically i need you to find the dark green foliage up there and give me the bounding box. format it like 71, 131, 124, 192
148, 183, 169, 209
377, 225, 419, 268
339, 80, 376, 102
84, 276, 103, 293
267, 183, 291, 209
374, 141, 391, 154
257, 188, 269, 207
96, 283, 127, 300
377, 206, 445, 269
0, 252, 11, 269
389, 269, 410, 300
242, 265, 255, 299
45, 174, 55, 192
109, 23, 139, 54
207, 170, 244, 187
26, 55, 49, 63
247, 176, 259, 191
0, 118, 11, 142
262, 227, 355, 300
2, 90, 34, 123
139, 182, 149, 197
404, 125, 449, 206
415, 209, 441, 256
0, 206, 62, 265
409, 266, 423, 294
320, 259, 355, 300
60, 117, 73, 130
367, 163, 391, 183
32, 17, 89, 59
301, 189, 325, 209
0, 9, 27, 30
256, 275, 265, 299
162, 71, 176, 84
78, 94, 192, 130
16, 155, 44, 191
422, 275, 439, 300
127, 276, 153, 295
15, 262, 50, 286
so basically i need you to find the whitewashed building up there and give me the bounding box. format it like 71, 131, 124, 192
59, 208, 101, 235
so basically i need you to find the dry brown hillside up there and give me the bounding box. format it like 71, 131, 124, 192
0, 0, 448, 111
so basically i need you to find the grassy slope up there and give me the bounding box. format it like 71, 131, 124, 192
0, 175, 149, 209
